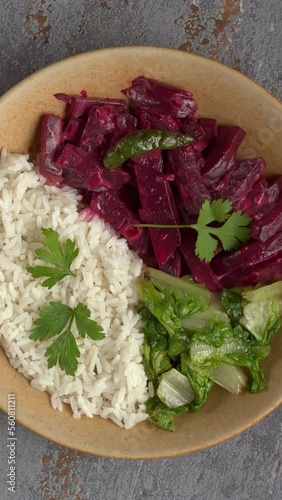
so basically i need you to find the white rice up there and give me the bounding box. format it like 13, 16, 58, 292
0, 151, 149, 429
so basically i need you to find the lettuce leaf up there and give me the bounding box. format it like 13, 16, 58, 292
190, 320, 270, 393
137, 279, 206, 337
240, 298, 280, 344
145, 397, 189, 432
240, 282, 282, 344
220, 289, 244, 327
180, 355, 214, 412
137, 272, 282, 431
136, 305, 171, 385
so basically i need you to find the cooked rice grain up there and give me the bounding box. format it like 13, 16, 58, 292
0, 151, 148, 429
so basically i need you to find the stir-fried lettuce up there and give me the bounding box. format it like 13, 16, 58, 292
180, 356, 214, 412
136, 305, 171, 386
240, 281, 282, 343
189, 320, 270, 393
138, 267, 210, 337
138, 269, 282, 431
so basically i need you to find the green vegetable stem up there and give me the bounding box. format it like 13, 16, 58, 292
103, 129, 194, 169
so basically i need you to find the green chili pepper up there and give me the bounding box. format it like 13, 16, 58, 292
103, 129, 194, 169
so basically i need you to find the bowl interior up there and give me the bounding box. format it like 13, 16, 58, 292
1, 47, 282, 459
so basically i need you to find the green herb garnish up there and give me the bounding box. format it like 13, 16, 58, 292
135, 199, 251, 262
26, 228, 79, 288
29, 302, 105, 375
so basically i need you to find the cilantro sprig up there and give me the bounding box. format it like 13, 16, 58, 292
191, 199, 251, 261
135, 199, 251, 262
26, 228, 79, 288
30, 302, 105, 375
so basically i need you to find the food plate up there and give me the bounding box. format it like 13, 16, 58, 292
0, 46, 282, 459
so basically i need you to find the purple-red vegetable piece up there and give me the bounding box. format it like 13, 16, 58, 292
39, 114, 64, 185
84, 190, 150, 257
37, 77, 282, 291
212, 231, 282, 282
134, 106, 181, 131
181, 234, 222, 293
167, 145, 211, 215
161, 249, 183, 277
122, 76, 197, 119
57, 143, 130, 191
220, 252, 282, 288
198, 118, 218, 144
251, 198, 282, 242
213, 157, 266, 209
180, 119, 208, 152
202, 126, 246, 189
55, 93, 126, 118
135, 158, 181, 268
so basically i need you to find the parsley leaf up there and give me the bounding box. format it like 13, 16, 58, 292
135, 199, 251, 263
29, 302, 73, 341
45, 328, 80, 376
26, 228, 79, 288
74, 304, 105, 340
29, 301, 105, 375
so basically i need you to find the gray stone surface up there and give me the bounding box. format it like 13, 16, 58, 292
0, 0, 282, 498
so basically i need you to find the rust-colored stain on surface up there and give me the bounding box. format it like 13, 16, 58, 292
177, 0, 242, 70
40, 446, 85, 498
78, 19, 86, 36
178, 3, 206, 51
173, 15, 184, 27
41, 451, 52, 465
275, 458, 282, 476
100, 1, 111, 10
209, 0, 241, 68
25, 3, 52, 45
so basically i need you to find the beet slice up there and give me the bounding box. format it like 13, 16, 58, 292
160, 249, 183, 277
111, 110, 138, 143
122, 76, 197, 119
57, 143, 130, 191
180, 119, 208, 152
181, 234, 222, 292
202, 126, 246, 188
247, 175, 282, 220
79, 105, 138, 156
79, 105, 119, 155
62, 117, 85, 146
212, 231, 282, 281
251, 198, 282, 241
55, 93, 126, 118
198, 118, 218, 144
84, 190, 149, 256
167, 146, 211, 215
220, 252, 282, 288
213, 157, 266, 208
39, 114, 64, 185
134, 106, 181, 131
131, 150, 164, 172
135, 160, 181, 267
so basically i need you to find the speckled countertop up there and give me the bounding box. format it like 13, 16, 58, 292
0, 1, 282, 499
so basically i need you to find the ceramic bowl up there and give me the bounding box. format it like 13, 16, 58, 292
0, 47, 282, 459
